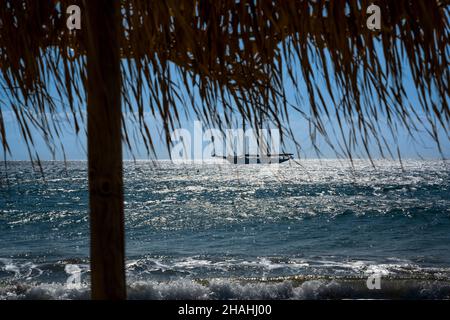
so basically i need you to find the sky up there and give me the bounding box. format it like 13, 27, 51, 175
1, 51, 449, 161
2, 98, 448, 162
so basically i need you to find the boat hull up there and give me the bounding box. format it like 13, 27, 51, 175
223, 155, 292, 164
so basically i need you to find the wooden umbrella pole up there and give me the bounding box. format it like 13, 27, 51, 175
85, 0, 126, 300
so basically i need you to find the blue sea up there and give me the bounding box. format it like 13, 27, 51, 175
0, 159, 449, 299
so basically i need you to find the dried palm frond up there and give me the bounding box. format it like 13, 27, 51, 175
0, 0, 448, 161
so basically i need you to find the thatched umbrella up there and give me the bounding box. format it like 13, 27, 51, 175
0, 0, 448, 299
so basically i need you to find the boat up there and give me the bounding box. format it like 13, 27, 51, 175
212, 153, 293, 164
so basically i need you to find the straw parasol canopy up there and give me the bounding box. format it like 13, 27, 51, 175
1, 0, 448, 159
0, 0, 448, 299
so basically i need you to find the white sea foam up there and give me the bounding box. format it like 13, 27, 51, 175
2, 277, 450, 300
0, 258, 43, 280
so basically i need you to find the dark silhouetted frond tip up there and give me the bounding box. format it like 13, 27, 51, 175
0, 0, 448, 162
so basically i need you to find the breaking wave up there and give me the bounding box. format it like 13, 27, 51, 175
1, 277, 450, 300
